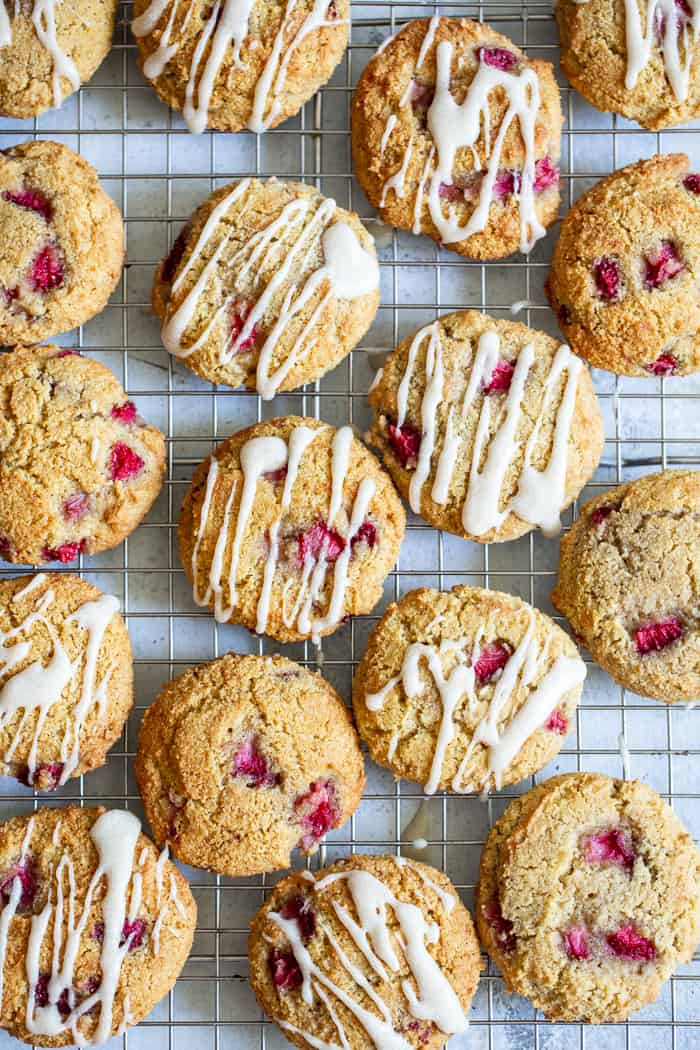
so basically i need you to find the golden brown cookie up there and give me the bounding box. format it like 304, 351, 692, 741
132, 0, 348, 133
368, 310, 604, 543
0, 345, 166, 566
476, 773, 700, 1022
152, 178, 379, 397
0, 573, 132, 790
0, 805, 196, 1046
136, 652, 365, 877
547, 153, 700, 377
353, 585, 585, 795
552, 469, 700, 704
352, 16, 563, 259
179, 416, 405, 642
556, 0, 700, 131
0, 141, 124, 345
0, 0, 117, 117
248, 854, 481, 1050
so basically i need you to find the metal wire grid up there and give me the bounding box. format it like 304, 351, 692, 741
0, 1, 699, 1047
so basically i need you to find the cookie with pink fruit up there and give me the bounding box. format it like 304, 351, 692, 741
553, 469, 700, 704
0, 140, 124, 345
476, 772, 700, 1022
547, 153, 700, 376
136, 653, 365, 877
0, 345, 165, 566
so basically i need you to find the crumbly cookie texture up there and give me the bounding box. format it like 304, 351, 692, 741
0, 573, 132, 789
152, 178, 379, 396
0, 345, 166, 566
368, 310, 603, 543
0, 0, 117, 118
248, 853, 481, 1050
179, 415, 405, 643
476, 773, 700, 1023
353, 585, 585, 795
137, 652, 365, 876
552, 469, 700, 704
0, 805, 196, 1047
556, 0, 700, 131
0, 140, 124, 344
352, 16, 562, 259
547, 154, 700, 377
132, 0, 348, 133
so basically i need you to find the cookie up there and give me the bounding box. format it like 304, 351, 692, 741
556, 0, 700, 130
0, 573, 132, 790
353, 585, 586, 795
368, 310, 604, 543
0, 141, 124, 347
136, 652, 365, 877
153, 178, 379, 397
179, 416, 405, 642
476, 773, 700, 1022
547, 153, 700, 377
0, 0, 117, 117
248, 853, 481, 1050
352, 16, 563, 259
0, 805, 196, 1046
132, 0, 348, 134
553, 469, 700, 704
0, 346, 166, 566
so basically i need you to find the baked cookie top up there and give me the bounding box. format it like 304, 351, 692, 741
353, 585, 585, 794
0, 346, 166, 566
476, 773, 700, 1023
0, 806, 196, 1047
553, 469, 700, 704
352, 16, 563, 259
153, 178, 379, 397
547, 153, 700, 377
136, 652, 365, 876
248, 853, 481, 1050
0, 141, 124, 346
132, 0, 348, 133
368, 310, 604, 543
0, 573, 132, 790
179, 416, 405, 642
556, 0, 700, 130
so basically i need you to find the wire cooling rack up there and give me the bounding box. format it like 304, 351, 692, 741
1, 1, 700, 1047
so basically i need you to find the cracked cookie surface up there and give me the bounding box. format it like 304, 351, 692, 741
552, 469, 700, 703
0, 345, 166, 566
136, 652, 365, 876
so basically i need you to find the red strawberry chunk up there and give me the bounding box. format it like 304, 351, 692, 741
294, 779, 339, 851
480, 47, 518, 71
63, 493, 89, 523
264, 466, 287, 483
645, 351, 678, 376
643, 241, 685, 289
121, 918, 147, 950
111, 400, 137, 424
482, 359, 514, 395
582, 827, 635, 870
474, 641, 512, 682
634, 617, 683, 655
0, 856, 37, 913
28, 244, 64, 292
483, 897, 516, 953
438, 182, 464, 203
56, 349, 79, 358
18, 762, 64, 790
410, 81, 435, 112
591, 503, 617, 527
534, 156, 560, 192
493, 169, 517, 201
270, 947, 303, 992
280, 895, 316, 943
109, 442, 144, 482
545, 708, 568, 734
42, 539, 86, 563
563, 925, 590, 960
3, 188, 52, 222
231, 737, 279, 788
350, 519, 377, 551
607, 924, 656, 961
683, 173, 700, 194
296, 520, 345, 567
326, 0, 337, 17
386, 419, 421, 468
2, 286, 19, 306
230, 300, 260, 354
593, 257, 622, 302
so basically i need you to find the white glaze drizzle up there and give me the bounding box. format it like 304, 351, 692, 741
379, 114, 397, 159
380, 134, 414, 207
0, 0, 81, 105
0, 819, 34, 1009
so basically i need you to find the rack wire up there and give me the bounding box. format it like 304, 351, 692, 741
1, 1, 699, 1047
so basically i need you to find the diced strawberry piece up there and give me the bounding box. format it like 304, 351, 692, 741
231, 737, 280, 788
474, 641, 512, 682
591, 503, 617, 527
294, 779, 339, 851
230, 300, 259, 354
410, 81, 435, 112
34, 974, 50, 1008
482, 359, 514, 395
534, 156, 560, 192
634, 617, 683, 655
109, 442, 144, 482
161, 225, 190, 284
350, 519, 377, 551
296, 520, 346, 567
406, 1021, 432, 1045
386, 419, 421, 468
56, 349, 79, 357
438, 182, 464, 202
111, 400, 137, 424
28, 243, 64, 292
270, 947, 302, 992
643, 240, 685, 289
683, 173, 700, 194
545, 708, 568, 734
42, 539, 87, 563
18, 762, 64, 790
582, 827, 635, 870
280, 895, 316, 943
593, 257, 622, 302
607, 924, 656, 961
63, 493, 89, 523
121, 918, 147, 950
644, 351, 678, 376
0, 856, 37, 913
564, 925, 590, 960
2, 286, 19, 306
483, 897, 516, 953
3, 188, 52, 221
326, 0, 337, 17
480, 47, 518, 71
494, 169, 517, 201
263, 466, 287, 483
